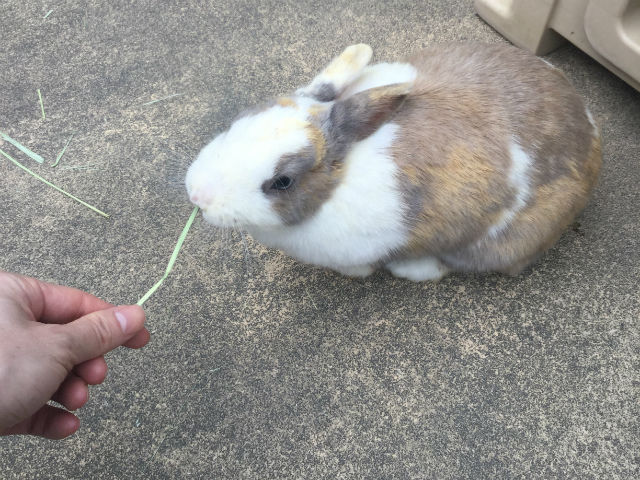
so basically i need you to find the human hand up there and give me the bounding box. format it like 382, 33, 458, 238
0, 271, 150, 439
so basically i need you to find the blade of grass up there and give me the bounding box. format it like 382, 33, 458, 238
60, 163, 100, 170
44, 9, 54, 19
51, 134, 74, 167
141, 93, 184, 106
137, 206, 199, 306
37, 89, 45, 120
0, 130, 45, 163
0, 148, 110, 218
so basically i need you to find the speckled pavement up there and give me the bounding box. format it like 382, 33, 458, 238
1, 1, 638, 478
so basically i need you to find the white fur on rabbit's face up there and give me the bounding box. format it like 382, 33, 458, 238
248, 122, 409, 269
186, 43, 414, 231
185, 99, 318, 228
186, 43, 417, 270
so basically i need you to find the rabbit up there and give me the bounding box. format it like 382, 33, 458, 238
185, 42, 601, 281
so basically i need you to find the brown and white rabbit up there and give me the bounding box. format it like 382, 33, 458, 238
186, 43, 601, 281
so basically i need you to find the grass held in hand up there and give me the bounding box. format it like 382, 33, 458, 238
137, 206, 199, 306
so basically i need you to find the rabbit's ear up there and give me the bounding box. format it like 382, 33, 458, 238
297, 44, 373, 102
325, 82, 411, 152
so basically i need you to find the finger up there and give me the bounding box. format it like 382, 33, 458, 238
74, 357, 108, 385
1, 405, 79, 439
74, 328, 150, 385
19, 275, 113, 324
123, 327, 151, 349
63, 305, 146, 364
51, 374, 89, 411
37, 281, 114, 324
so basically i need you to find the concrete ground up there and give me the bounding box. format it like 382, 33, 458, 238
1, 0, 638, 478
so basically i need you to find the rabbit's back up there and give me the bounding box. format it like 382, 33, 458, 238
392, 43, 601, 273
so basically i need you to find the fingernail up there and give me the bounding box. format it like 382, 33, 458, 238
115, 310, 128, 333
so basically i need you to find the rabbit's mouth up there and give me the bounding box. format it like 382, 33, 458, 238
200, 207, 282, 231
200, 209, 240, 229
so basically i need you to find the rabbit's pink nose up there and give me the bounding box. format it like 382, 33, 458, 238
189, 189, 214, 208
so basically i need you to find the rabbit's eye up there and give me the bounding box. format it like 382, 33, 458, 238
270, 176, 293, 190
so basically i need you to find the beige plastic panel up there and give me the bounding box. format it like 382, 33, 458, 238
584, 0, 640, 84
475, 0, 640, 91
473, 0, 566, 55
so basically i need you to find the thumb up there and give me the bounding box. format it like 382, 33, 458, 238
62, 305, 146, 364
